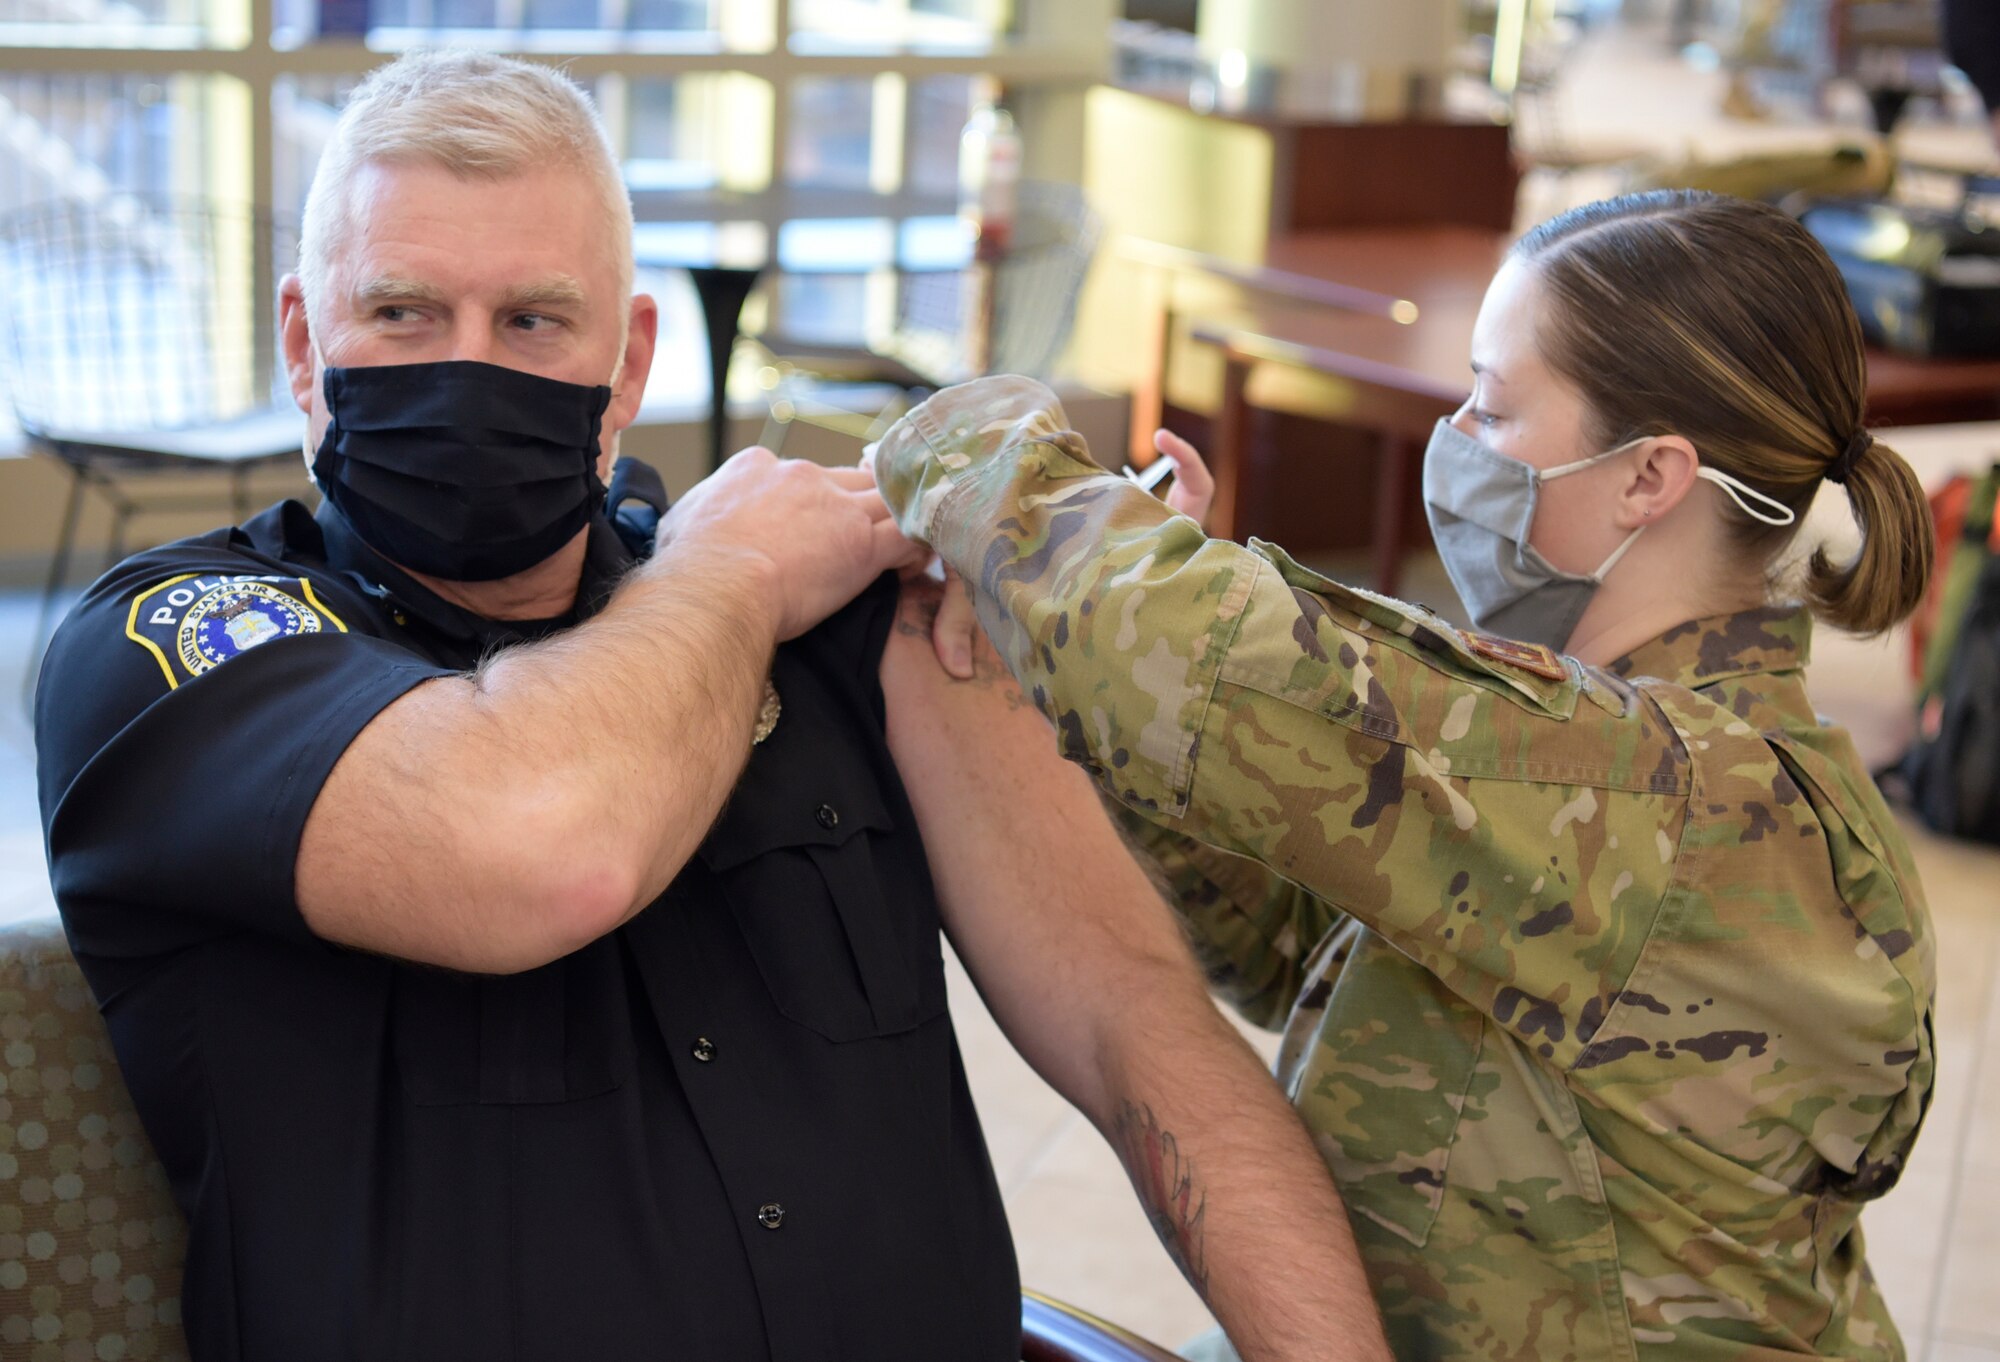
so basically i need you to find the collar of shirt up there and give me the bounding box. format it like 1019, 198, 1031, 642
1606, 602, 1814, 689
312, 501, 636, 650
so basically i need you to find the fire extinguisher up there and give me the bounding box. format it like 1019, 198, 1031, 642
959, 102, 1021, 264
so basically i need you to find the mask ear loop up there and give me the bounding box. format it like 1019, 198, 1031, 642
1697, 468, 1797, 527
1546, 437, 1798, 529
1541, 436, 1651, 480
1590, 525, 1646, 581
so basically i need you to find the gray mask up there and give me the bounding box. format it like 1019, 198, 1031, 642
1421, 419, 1795, 650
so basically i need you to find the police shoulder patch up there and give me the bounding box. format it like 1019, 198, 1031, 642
124, 573, 347, 689
1463, 631, 1569, 682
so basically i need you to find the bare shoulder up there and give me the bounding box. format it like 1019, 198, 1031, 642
880, 577, 1034, 717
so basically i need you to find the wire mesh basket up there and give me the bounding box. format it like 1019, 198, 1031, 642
891, 180, 1103, 385
0, 196, 297, 460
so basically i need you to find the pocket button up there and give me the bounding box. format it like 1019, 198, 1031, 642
815, 803, 840, 830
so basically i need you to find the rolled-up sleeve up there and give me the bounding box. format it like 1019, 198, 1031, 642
875, 375, 1252, 819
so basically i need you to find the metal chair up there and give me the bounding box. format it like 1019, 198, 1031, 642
0, 198, 304, 703
755, 181, 1103, 455
1022, 1290, 1189, 1362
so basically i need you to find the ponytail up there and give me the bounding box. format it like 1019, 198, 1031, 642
1806, 437, 1935, 637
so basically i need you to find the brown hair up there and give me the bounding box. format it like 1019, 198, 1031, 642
1513, 190, 1932, 637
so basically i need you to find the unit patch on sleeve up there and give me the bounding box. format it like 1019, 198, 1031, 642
124, 574, 348, 689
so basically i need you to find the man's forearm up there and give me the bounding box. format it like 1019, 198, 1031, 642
1091, 1004, 1391, 1362
466, 539, 781, 906
488, 536, 784, 896
298, 540, 780, 973
879, 584, 1386, 1361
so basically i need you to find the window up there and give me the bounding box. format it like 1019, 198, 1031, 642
0, 0, 249, 49
791, 0, 1008, 52
0, 0, 1107, 419
0, 72, 240, 212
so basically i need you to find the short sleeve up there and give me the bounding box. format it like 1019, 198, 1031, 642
36, 558, 451, 959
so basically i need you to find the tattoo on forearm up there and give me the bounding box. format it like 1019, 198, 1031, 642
1113, 1100, 1211, 1292
894, 591, 943, 638
893, 586, 1031, 711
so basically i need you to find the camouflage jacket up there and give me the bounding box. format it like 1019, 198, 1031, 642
874, 377, 1935, 1362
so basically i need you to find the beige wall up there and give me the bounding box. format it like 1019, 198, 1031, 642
0, 418, 729, 589
0, 456, 312, 589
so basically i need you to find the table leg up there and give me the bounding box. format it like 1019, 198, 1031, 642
1130, 265, 1172, 469
687, 266, 764, 475
1373, 432, 1415, 597
1669, 0, 1698, 48
1211, 355, 1253, 542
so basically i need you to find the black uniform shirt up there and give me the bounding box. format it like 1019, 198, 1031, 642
34, 493, 1020, 1362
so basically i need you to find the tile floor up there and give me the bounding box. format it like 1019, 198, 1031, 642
6, 13, 2000, 1357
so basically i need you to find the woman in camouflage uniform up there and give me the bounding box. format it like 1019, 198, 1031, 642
872, 192, 1937, 1361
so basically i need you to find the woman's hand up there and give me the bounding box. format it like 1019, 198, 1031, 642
1153, 428, 1217, 529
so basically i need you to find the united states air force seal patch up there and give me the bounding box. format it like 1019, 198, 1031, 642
124, 574, 347, 689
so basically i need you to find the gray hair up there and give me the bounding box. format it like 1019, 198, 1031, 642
298, 50, 634, 332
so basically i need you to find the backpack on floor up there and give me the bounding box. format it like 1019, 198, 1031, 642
1901, 464, 2000, 844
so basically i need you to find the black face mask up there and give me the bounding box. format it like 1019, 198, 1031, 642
312, 360, 614, 582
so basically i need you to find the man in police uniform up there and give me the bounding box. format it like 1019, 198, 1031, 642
33, 50, 1388, 1362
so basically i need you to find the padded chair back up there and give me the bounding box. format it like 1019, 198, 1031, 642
0, 920, 1181, 1362
0, 919, 189, 1361
0, 198, 296, 450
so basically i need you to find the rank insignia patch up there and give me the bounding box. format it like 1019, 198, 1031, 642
1464, 631, 1569, 682
125, 574, 347, 688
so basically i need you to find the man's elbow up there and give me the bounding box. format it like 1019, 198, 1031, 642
381, 801, 640, 976
467, 805, 640, 973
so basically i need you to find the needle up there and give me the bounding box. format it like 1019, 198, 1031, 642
1123, 459, 1175, 494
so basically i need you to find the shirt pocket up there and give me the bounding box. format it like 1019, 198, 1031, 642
699, 768, 946, 1044
392, 936, 633, 1106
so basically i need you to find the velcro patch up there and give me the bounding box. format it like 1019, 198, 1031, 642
125, 574, 347, 689
1464, 631, 1569, 682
